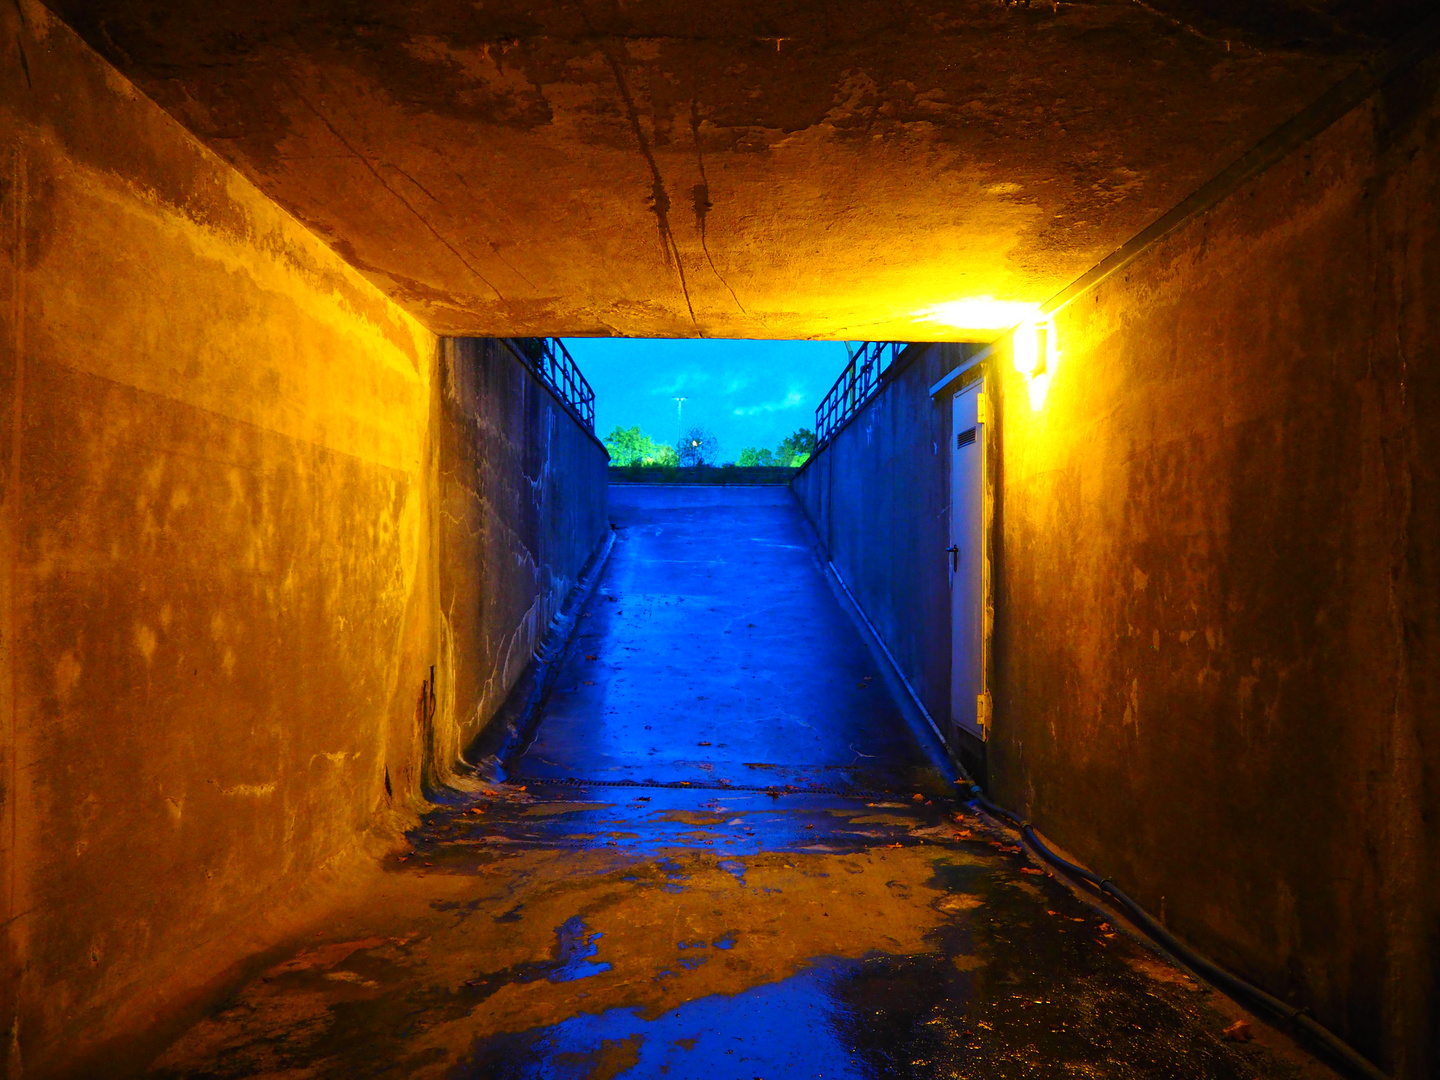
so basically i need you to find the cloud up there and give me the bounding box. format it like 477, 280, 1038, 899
649, 368, 720, 397
732, 389, 805, 416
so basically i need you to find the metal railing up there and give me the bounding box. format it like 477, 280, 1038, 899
814, 341, 905, 447
510, 337, 595, 432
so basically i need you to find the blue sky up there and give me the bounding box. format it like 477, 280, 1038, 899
562, 338, 852, 462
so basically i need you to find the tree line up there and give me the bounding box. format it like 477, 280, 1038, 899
737, 429, 815, 468
604, 426, 816, 468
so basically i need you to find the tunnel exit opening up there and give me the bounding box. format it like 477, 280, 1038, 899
518, 335, 994, 793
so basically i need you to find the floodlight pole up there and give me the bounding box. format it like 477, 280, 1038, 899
674, 397, 686, 450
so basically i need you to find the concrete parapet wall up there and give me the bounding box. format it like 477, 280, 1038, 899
0, 6, 607, 1073
791, 344, 961, 753
436, 337, 609, 775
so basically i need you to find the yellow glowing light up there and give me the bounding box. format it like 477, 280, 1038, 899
914, 297, 1040, 332
1013, 316, 1059, 409
1027, 371, 1052, 410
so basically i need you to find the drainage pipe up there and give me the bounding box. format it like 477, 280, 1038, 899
953, 778, 1390, 1080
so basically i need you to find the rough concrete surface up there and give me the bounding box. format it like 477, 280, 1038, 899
435, 337, 610, 779
110, 486, 1339, 1080
513, 485, 944, 794
793, 344, 973, 766
5, 1, 1439, 1076
983, 45, 1440, 1080
34, 0, 1424, 339
0, 8, 607, 1074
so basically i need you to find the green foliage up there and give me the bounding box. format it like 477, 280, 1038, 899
737, 429, 815, 468
610, 425, 815, 470
775, 428, 817, 466
604, 425, 676, 466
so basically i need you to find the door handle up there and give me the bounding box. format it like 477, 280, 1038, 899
947, 545, 959, 572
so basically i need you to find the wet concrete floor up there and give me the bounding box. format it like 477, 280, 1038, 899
140, 486, 1336, 1079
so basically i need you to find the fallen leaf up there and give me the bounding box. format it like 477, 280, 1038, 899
1222, 1020, 1253, 1042
585, 655, 598, 661
583, 680, 595, 686
1020, 867, 1045, 876
912, 793, 925, 802
698, 741, 712, 746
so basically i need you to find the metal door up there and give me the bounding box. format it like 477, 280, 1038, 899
949, 379, 985, 739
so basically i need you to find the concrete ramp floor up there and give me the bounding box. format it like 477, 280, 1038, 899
131, 487, 1337, 1080
510, 485, 948, 796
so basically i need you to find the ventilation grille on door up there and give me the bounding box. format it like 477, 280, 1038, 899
956, 427, 977, 448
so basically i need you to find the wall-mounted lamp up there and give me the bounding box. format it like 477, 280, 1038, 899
1013, 317, 1053, 378
1013, 317, 1057, 410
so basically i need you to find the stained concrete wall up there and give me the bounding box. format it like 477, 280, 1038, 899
985, 50, 1440, 1079
791, 345, 962, 755
0, 8, 607, 1075
435, 337, 609, 777
795, 46, 1439, 1079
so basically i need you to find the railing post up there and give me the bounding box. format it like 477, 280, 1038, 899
507, 337, 596, 436
812, 339, 909, 451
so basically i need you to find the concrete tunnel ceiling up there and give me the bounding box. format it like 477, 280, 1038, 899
47, 0, 1431, 340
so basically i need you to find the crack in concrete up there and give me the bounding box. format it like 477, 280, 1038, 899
603, 49, 698, 328
385, 162, 441, 205
690, 93, 746, 316
291, 87, 509, 307
489, 240, 539, 290
447, 168, 541, 290
9, 0, 30, 89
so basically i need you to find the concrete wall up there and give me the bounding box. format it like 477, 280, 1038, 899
0, 7, 607, 1075
795, 47, 1438, 1079
791, 344, 963, 757
986, 49, 1440, 1079
435, 337, 609, 777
